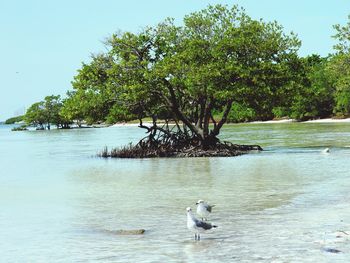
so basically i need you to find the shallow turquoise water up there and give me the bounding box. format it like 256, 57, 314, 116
1, 123, 350, 262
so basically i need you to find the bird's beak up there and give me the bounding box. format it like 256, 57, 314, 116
195, 202, 198, 205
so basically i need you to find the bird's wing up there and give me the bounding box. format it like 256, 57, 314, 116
205, 204, 215, 212
195, 219, 213, 230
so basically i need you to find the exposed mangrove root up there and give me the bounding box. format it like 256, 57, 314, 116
99, 134, 262, 159
99, 121, 262, 158
99, 142, 261, 158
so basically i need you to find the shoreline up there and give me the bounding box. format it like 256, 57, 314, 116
112, 118, 350, 127
249, 118, 350, 124
301, 118, 350, 123
4, 118, 350, 129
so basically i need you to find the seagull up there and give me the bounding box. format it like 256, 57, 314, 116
186, 207, 217, 240
196, 200, 215, 221
322, 148, 330, 154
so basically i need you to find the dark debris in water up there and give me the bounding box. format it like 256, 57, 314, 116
322, 247, 342, 254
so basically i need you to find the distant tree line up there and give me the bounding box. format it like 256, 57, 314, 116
21, 6, 350, 132
5, 115, 24, 124
24, 95, 71, 129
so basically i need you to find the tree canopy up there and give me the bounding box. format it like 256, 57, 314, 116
5, 115, 24, 124
24, 95, 70, 129
68, 5, 301, 148
327, 16, 350, 116
23, 5, 350, 150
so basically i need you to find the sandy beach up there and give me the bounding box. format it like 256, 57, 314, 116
112, 122, 144, 127
249, 118, 295, 124
302, 118, 350, 123
250, 118, 350, 124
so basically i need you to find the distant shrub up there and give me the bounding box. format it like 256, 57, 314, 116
11, 125, 28, 131
5, 115, 24, 124
227, 104, 256, 123
272, 107, 290, 119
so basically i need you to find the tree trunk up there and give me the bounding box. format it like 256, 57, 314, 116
161, 78, 234, 149
201, 135, 219, 149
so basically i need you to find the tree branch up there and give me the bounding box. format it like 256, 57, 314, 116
162, 78, 204, 139
138, 118, 151, 133
211, 99, 233, 137
196, 97, 205, 129
203, 98, 213, 137
210, 112, 217, 130
150, 90, 172, 108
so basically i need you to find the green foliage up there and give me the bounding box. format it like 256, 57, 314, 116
11, 125, 27, 131
59, 91, 84, 126
32, 6, 350, 128
93, 4, 300, 143
333, 15, 350, 54
288, 55, 335, 120
24, 101, 46, 127
328, 54, 350, 116
227, 103, 256, 123
44, 95, 63, 128
62, 54, 116, 124
105, 103, 136, 124
5, 115, 24, 124
272, 107, 289, 119
328, 16, 350, 116
24, 95, 70, 129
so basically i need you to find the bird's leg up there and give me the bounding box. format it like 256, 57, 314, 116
198, 234, 200, 241
194, 233, 197, 240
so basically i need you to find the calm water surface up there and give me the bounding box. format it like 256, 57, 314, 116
1, 123, 350, 262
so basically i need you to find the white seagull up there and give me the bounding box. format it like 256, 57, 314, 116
322, 148, 330, 154
186, 207, 217, 240
196, 200, 215, 221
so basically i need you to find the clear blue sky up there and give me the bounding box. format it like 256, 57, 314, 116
1, 0, 349, 121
